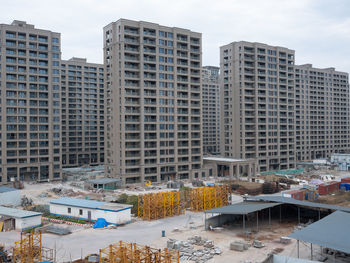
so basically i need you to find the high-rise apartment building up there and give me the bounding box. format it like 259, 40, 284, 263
0, 21, 62, 184
220, 41, 296, 172
220, 41, 350, 173
60, 57, 104, 167
295, 64, 350, 161
202, 66, 220, 155
104, 19, 202, 185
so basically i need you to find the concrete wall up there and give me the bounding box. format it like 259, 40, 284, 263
0, 190, 20, 206
15, 215, 42, 230
50, 204, 131, 225
205, 214, 240, 230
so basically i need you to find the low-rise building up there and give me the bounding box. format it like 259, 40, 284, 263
85, 178, 122, 190
49, 197, 132, 225
331, 153, 350, 171
0, 186, 21, 206
0, 206, 42, 230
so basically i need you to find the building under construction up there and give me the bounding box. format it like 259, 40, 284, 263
99, 241, 179, 263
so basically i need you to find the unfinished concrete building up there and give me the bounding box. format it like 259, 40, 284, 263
220, 41, 296, 172
104, 19, 203, 185
295, 64, 350, 161
202, 66, 220, 155
0, 21, 62, 184
60, 58, 104, 167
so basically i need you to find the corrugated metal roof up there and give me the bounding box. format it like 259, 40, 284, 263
87, 178, 121, 184
248, 195, 350, 213
0, 206, 41, 218
289, 211, 350, 254
50, 197, 106, 209
0, 186, 18, 193
204, 202, 281, 215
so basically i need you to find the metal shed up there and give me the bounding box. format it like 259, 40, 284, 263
289, 211, 350, 259
204, 201, 281, 231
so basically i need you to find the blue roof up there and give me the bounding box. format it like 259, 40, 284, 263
0, 186, 18, 193
50, 197, 106, 209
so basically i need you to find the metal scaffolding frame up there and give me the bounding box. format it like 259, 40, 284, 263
12, 231, 54, 263
138, 191, 183, 220
99, 241, 179, 263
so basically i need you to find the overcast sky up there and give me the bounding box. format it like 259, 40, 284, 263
2, 0, 350, 73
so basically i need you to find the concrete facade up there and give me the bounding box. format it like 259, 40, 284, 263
104, 19, 203, 185
61, 57, 105, 167
0, 20, 62, 184
220, 41, 350, 173
220, 42, 296, 172
202, 66, 220, 155
295, 64, 350, 161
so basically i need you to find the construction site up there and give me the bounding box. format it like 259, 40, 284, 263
0, 165, 350, 262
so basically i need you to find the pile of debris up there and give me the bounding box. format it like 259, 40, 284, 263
50, 187, 83, 197
21, 196, 33, 207
167, 235, 221, 262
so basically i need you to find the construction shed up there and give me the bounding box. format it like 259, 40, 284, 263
204, 202, 281, 231
289, 211, 350, 259
0, 206, 42, 230
85, 178, 122, 190
49, 197, 132, 225
0, 186, 21, 206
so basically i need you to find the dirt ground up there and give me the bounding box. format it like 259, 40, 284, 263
314, 191, 350, 207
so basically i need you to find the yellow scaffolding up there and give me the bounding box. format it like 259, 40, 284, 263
138, 185, 230, 219
138, 191, 183, 220
12, 231, 42, 263
12, 231, 54, 263
190, 185, 230, 212
99, 241, 179, 263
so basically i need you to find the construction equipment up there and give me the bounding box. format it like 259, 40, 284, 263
99, 241, 179, 263
137, 185, 230, 220
138, 191, 183, 220
12, 231, 54, 263
145, 180, 152, 187
190, 185, 230, 212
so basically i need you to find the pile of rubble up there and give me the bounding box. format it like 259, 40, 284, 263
167, 235, 221, 262
50, 187, 83, 197
21, 195, 33, 207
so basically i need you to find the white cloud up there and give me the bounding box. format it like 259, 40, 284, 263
1, 0, 349, 72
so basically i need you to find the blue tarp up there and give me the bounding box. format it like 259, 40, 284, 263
93, 218, 108, 229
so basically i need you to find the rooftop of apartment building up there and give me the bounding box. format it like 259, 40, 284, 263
220, 40, 295, 52
1, 20, 60, 34
103, 18, 202, 35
